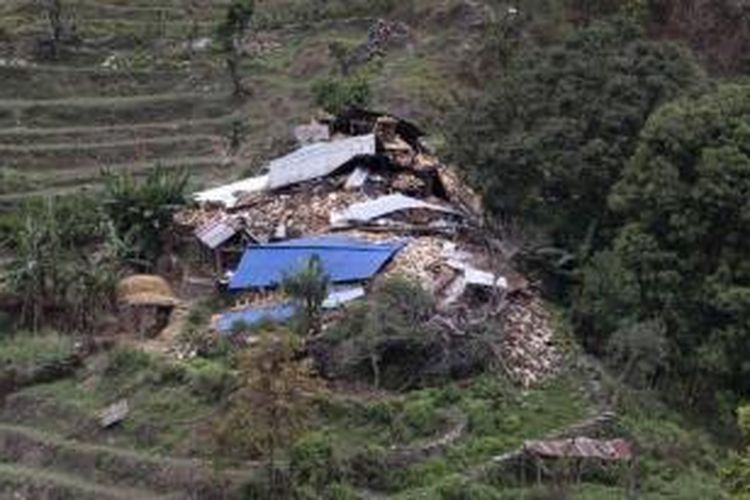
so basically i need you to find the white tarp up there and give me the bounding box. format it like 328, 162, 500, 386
193, 174, 269, 208
344, 167, 369, 190
268, 134, 375, 190
330, 193, 460, 227
440, 242, 507, 306
446, 259, 508, 288
323, 286, 366, 309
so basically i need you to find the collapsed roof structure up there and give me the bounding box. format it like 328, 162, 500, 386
176, 108, 558, 387
523, 438, 633, 461
228, 236, 404, 290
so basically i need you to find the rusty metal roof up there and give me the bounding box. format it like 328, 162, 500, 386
268, 134, 375, 190
195, 216, 240, 250
523, 438, 633, 461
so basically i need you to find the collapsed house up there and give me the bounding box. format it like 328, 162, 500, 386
177, 108, 558, 387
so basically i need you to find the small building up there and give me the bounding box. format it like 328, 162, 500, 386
116, 275, 180, 339
193, 215, 258, 275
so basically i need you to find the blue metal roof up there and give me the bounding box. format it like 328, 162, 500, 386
216, 303, 296, 334
216, 285, 367, 333
229, 235, 404, 290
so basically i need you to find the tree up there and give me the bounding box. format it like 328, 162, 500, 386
282, 256, 329, 336
214, 328, 321, 498
311, 277, 439, 390
583, 84, 750, 403
446, 19, 702, 264
101, 166, 189, 268
36, 0, 78, 59
8, 201, 58, 332
216, 0, 254, 96
7, 196, 116, 333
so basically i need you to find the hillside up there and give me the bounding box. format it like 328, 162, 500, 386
0, 1, 746, 499
0, 0, 477, 206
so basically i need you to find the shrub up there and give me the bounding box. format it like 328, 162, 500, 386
312, 76, 371, 115
391, 398, 444, 442
102, 166, 189, 267
323, 483, 360, 500
147, 361, 188, 386
0, 333, 75, 372
290, 432, 341, 492
104, 348, 152, 377
431, 475, 503, 500
312, 277, 493, 390
345, 444, 391, 490
187, 359, 236, 402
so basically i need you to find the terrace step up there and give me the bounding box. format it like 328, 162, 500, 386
0, 462, 173, 500
0, 423, 253, 499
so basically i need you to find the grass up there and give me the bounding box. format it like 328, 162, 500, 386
0, 463, 167, 500
0, 167, 34, 194
0, 0, 480, 206
0, 332, 76, 372
2, 348, 229, 459
0, 134, 222, 171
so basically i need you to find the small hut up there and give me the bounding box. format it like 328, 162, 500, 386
116, 275, 180, 339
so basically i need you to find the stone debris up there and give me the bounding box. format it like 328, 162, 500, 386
99, 399, 129, 428
501, 294, 560, 388
177, 108, 559, 387
235, 184, 370, 240
385, 237, 456, 293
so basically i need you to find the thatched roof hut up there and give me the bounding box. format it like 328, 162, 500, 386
116, 275, 180, 308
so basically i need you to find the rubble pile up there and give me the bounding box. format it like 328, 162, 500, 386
344, 19, 411, 73
385, 238, 458, 294
501, 294, 560, 388
181, 108, 560, 387
235, 182, 370, 240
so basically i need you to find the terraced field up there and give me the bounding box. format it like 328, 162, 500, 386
0, 0, 482, 494
0, 0, 470, 206
0, 2, 236, 201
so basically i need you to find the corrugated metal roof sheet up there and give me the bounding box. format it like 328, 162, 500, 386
216, 303, 296, 334
445, 259, 508, 289
195, 216, 240, 250
216, 285, 366, 333
323, 286, 366, 308
193, 174, 269, 208
330, 193, 460, 226
229, 235, 404, 290
524, 438, 633, 461
268, 134, 375, 190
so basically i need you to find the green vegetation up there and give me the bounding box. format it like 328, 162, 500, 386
5, 347, 229, 458
102, 166, 189, 267
0, 333, 75, 373
216, 0, 255, 96
215, 328, 320, 497
2, 0, 750, 498
282, 256, 330, 336
447, 19, 703, 258
577, 84, 750, 408
6, 196, 116, 333
312, 75, 372, 115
